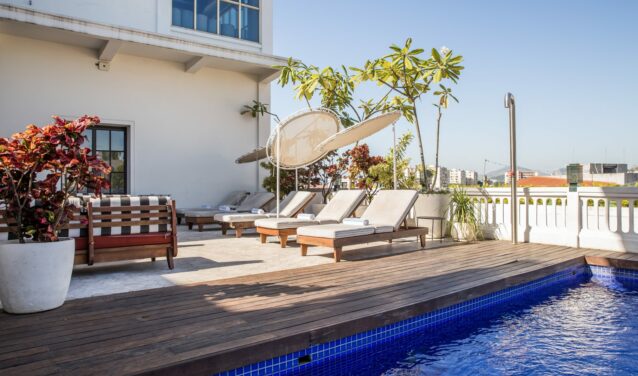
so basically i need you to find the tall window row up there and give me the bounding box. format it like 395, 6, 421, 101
172, 0, 260, 43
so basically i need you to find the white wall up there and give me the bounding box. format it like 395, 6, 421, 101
0, 33, 266, 207
0, 0, 273, 54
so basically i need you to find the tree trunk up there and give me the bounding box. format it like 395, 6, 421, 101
431, 107, 443, 191
412, 107, 427, 191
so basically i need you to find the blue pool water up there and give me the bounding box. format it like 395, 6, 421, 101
289, 269, 638, 376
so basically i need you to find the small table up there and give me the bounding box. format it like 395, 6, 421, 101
416, 216, 445, 243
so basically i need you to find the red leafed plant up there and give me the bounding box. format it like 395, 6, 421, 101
341, 144, 384, 203
0, 115, 112, 243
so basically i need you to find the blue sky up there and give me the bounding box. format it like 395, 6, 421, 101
270, 0, 638, 174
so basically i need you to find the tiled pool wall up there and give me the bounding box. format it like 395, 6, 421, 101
216, 264, 638, 376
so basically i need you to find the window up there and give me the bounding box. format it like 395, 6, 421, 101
83, 126, 128, 194
172, 0, 259, 43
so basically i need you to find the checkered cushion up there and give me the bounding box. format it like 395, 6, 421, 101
89, 196, 172, 236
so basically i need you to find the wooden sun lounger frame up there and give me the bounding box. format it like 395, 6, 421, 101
256, 194, 366, 248
296, 220, 428, 263
222, 193, 317, 238
185, 197, 276, 232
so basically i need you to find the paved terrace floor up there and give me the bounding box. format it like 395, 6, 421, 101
1, 239, 638, 375
68, 225, 455, 300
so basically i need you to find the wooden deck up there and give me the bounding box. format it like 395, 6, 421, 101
1, 241, 638, 375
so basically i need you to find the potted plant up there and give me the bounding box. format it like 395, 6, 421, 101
448, 188, 481, 242
0, 115, 111, 314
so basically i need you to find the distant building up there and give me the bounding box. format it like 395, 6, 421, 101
574, 163, 638, 185
427, 166, 449, 190
465, 170, 479, 185
504, 170, 539, 184
448, 169, 466, 185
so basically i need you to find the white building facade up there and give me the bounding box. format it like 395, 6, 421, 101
0, 0, 284, 207
448, 169, 466, 186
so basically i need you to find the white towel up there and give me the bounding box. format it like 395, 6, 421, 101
218, 205, 236, 212
342, 218, 369, 226
297, 213, 316, 220
251, 208, 265, 214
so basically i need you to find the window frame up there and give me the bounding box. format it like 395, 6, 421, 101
172, 0, 260, 44
86, 125, 129, 194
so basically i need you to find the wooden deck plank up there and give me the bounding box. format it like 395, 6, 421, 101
0, 241, 635, 376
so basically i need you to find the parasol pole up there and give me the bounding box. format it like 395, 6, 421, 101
295, 168, 299, 191
393, 122, 397, 190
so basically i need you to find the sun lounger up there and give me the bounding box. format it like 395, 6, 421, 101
175, 191, 248, 224
255, 190, 366, 248
215, 191, 316, 238
184, 192, 274, 231
296, 190, 428, 262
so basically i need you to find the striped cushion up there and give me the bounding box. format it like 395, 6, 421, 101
57, 197, 87, 239
89, 196, 172, 236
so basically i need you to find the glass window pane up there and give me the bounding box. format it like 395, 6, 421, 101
110, 173, 126, 194
220, 1, 239, 38
110, 152, 125, 173
196, 0, 217, 33
241, 6, 259, 42
241, 0, 259, 7
96, 130, 110, 151
172, 0, 194, 29
82, 130, 92, 150
111, 131, 125, 151
96, 151, 110, 164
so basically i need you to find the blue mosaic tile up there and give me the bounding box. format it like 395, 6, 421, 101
214, 264, 638, 376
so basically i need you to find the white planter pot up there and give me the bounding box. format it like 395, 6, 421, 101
411, 193, 451, 238
452, 222, 475, 242
0, 238, 75, 314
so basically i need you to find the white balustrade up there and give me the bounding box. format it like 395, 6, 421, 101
464, 187, 638, 253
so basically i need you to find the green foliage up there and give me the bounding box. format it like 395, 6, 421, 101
275, 59, 398, 126
241, 100, 281, 123
368, 132, 419, 190
352, 39, 464, 190
448, 188, 481, 242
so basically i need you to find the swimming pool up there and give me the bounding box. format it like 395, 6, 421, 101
218, 265, 638, 376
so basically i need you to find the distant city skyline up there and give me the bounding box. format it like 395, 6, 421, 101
271, 0, 638, 173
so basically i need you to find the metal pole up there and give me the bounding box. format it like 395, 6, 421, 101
392, 122, 397, 189
505, 93, 517, 244
276, 128, 281, 218
295, 168, 299, 191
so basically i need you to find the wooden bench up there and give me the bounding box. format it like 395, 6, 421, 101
1, 196, 178, 270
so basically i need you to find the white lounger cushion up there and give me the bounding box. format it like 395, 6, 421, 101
237, 192, 275, 212
297, 224, 375, 239
218, 191, 315, 224
277, 191, 315, 217
255, 190, 364, 230
361, 190, 418, 231
176, 191, 248, 215
215, 213, 275, 222
296, 190, 417, 239
315, 190, 366, 222
255, 217, 338, 230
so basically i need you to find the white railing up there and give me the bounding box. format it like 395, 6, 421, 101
465, 187, 638, 252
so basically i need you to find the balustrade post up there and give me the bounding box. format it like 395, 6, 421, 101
565, 189, 582, 248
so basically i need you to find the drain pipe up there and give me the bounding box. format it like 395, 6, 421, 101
505, 93, 518, 244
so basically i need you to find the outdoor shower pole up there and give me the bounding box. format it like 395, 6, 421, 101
392, 122, 397, 189
505, 93, 518, 244
276, 129, 281, 218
